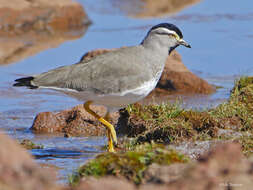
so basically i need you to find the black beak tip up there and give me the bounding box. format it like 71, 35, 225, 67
179, 40, 191, 48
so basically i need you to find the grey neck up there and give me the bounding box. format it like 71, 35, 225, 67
140, 33, 172, 79
141, 33, 171, 56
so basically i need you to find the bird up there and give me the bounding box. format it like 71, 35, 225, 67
13, 23, 191, 152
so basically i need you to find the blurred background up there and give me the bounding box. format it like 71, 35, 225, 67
0, 0, 252, 183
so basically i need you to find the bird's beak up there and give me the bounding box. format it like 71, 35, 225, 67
178, 39, 191, 48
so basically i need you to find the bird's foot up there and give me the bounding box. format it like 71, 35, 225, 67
106, 130, 115, 152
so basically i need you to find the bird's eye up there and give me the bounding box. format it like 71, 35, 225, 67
169, 34, 180, 40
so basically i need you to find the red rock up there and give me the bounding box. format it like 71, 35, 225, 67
141, 143, 253, 190
80, 49, 115, 62
143, 163, 187, 184
0, 0, 90, 34
32, 112, 63, 133
149, 50, 215, 96
113, 0, 201, 18
73, 177, 136, 190
0, 132, 61, 190
31, 104, 119, 136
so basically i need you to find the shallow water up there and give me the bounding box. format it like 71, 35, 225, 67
0, 0, 253, 184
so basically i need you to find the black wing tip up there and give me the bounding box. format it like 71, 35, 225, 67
13, 76, 38, 89
14, 76, 34, 82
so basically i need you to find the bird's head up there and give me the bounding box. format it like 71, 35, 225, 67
142, 23, 191, 54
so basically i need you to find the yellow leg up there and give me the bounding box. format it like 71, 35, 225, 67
106, 129, 115, 152
83, 101, 117, 152
104, 112, 115, 152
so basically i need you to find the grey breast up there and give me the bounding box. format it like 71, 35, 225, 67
32, 46, 157, 95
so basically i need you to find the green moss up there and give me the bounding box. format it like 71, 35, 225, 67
127, 102, 183, 122
210, 76, 253, 131
19, 139, 44, 150
70, 143, 188, 186
235, 135, 253, 156
235, 76, 253, 91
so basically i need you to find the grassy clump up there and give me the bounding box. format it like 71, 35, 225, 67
69, 143, 188, 186
126, 102, 183, 122
210, 76, 253, 131
125, 103, 221, 144
121, 77, 253, 155
235, 135, 253, 156
19, 139, 44, 150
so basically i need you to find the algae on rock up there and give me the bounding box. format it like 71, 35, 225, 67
69, 143, 188, 186
19, 139, 44, 150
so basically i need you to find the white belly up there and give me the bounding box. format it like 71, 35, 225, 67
94, 77, 158, 108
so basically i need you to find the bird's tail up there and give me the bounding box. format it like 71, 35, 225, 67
13, 76, 38, 89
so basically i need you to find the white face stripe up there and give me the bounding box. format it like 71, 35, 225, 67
151, 27, 181, 40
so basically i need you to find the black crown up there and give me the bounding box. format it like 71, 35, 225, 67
150, 23, 183, 39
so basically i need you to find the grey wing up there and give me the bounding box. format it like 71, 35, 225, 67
32, 47, 151, 94
80, 47, 153, 94
32, 63, 87, 91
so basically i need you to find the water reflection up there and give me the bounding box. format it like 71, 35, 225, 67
0, 26, 89, 65
171, 12, 253, 22
110, 0, 201, 18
